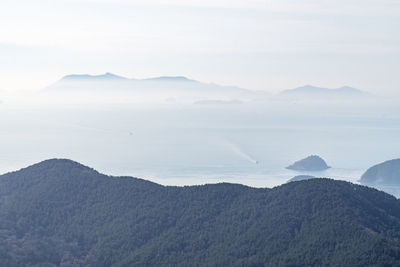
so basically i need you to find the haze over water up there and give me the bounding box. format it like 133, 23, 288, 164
1, 86, 399, 196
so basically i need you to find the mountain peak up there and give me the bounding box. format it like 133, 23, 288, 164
18, 158, 98, 175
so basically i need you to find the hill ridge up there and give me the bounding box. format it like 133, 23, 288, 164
0, 159, 400, 266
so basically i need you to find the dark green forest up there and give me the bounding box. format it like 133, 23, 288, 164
0, 159, 400, 266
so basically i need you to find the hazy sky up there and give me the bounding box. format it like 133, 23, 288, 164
1, 0, 399, 94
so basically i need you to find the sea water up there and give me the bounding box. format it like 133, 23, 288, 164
0, 100, 399, 195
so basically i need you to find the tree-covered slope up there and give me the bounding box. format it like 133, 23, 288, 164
0, 159, 400, 266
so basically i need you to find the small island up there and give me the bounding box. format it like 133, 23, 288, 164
286, 155, 330, 171
359, 159, 400, 186
287, 175, 316, 183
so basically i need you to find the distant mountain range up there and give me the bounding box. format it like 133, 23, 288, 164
54, 74, 368, 96
53, 72, 239, 91
47, 72, 260, 103
44, 73, 375, 104
51, 73, 371, 97
61, 72, 128, 81
60, 73, 195, 83
1, 159, 400, 266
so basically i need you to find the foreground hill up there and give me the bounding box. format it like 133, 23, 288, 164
359, 159, 400, 186
0, 159, 400, 266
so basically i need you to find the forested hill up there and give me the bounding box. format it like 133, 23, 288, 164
1, 159, 400, 266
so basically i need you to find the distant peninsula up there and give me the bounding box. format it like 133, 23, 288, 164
359, 159, 400, 186
286, 155, 330, 171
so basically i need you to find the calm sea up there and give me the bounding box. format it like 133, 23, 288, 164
1, 100, 399, 195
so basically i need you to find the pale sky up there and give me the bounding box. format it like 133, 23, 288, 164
1, 0, 399, 94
